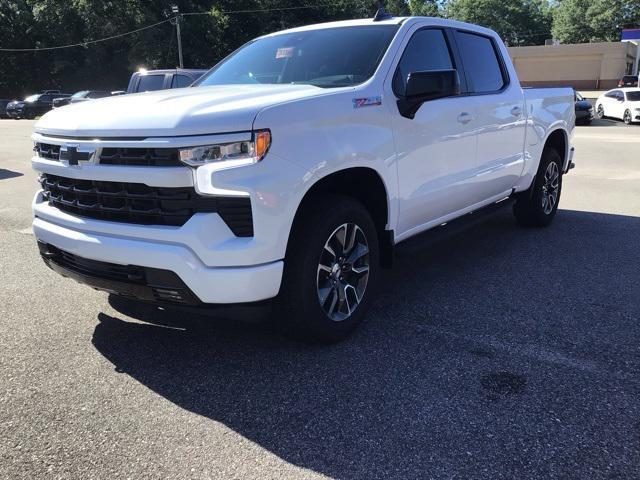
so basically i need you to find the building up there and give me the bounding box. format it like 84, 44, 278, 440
508, 41, 638, 90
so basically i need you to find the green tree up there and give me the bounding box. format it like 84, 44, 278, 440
445, 0, 553, 46
552, 0, 640, 43
408, 0, 440, 17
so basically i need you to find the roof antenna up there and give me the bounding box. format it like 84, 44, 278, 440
373, 7, 393, 22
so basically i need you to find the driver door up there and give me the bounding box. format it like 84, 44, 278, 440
387, 27, 479, 238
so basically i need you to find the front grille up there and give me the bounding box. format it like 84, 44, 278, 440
48, 244, 143, 282
35, 143, 91, 163
39, 173, 253, 235
99, 148, 182, 167
35, 143, 61, 161
35, 143, 181, 166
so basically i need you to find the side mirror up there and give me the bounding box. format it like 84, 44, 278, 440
397, 69, 461, 119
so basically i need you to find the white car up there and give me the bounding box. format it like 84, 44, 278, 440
30, 13, 575, 342
595, 88, 640, 124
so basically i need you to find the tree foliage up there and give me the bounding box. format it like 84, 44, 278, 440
551, 0, 640, 43
1, 0, 639, 99
445, 0, 552, 46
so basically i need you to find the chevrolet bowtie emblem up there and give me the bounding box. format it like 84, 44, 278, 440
60, 144, 92, 165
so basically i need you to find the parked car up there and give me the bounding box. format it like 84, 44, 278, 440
30, 14, 575, 342
125, 68, 207, 94
595, 88, 640, 124
574, 91, 593, 125
6, 91, 71, 119
618, 75, 638, 88
53, 90, 112, 108
0, 99, 13, 118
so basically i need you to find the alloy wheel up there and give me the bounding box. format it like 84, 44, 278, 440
541, 161, 559, 215
624, 110, 632, 125
316, 223, 370, 322
597, 105, 604, 119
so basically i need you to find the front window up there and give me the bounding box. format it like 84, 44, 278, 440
24, 94, 40, 103
626, 91, 640, 101
196, 25, 399, 89
71, 91, 89, 99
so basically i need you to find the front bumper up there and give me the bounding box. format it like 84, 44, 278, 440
33, 215, 283, 304
575, 109, 593, 121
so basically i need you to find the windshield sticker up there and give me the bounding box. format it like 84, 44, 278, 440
353, 96, 382, 109
276, 47, 295, 59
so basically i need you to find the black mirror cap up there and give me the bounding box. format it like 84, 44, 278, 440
398, 69, 461, 119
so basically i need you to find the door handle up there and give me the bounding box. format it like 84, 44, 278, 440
457, 112, 474, 124
511, 106, 523, 117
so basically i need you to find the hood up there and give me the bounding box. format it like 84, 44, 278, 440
34, 84, 332, 138
575, 100, 592, 111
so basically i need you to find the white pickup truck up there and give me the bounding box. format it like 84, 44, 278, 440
31, 14, 575, 342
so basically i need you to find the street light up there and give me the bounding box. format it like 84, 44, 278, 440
170, 4, 184, 69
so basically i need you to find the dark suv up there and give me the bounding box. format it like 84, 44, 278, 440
6, 91, 71, 119
52, 90, 114, 108
618, 75, 638, 88
126, 69, 207, 94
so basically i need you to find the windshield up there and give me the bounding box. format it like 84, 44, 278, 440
196, 25, 399, 89
575, 92, 584, 101
24, 94, 40, 102
627, 91, 640, 101
71, 91, 88, 99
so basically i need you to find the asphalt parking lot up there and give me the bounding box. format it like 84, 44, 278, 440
1, 118, 639, 479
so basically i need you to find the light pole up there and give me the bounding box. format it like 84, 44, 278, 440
170, 5, 184, 68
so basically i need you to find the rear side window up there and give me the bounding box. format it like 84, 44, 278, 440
393, 29, 453, 96
171, 75, 193, 88
456, 32, 505, 93
136, 74, 166, 92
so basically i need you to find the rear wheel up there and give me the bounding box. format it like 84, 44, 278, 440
624, 109, 632, 125
513, 148, 563, 227
275, 194, 379, 343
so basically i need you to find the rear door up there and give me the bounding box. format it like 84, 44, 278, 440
388, 26, 480, 237
453, 29, 526, 202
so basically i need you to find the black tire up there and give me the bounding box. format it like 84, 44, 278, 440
596, 104, 604, 119
275, 194, 380, 343
623, 109, 632, 125
513, 148, 563, 227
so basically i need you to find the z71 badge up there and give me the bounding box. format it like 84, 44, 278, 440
352, 96, 382, 109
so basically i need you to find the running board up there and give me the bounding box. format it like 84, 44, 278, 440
396, 196, 516, 256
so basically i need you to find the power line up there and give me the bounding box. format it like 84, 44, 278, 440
0, 18, 172, 52
0, 3, 343, 52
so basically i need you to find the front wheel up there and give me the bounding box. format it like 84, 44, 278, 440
596, 104, 604, 119
513, 148, 563, 227
624, 109, 632, 125
275, 194, 379, 343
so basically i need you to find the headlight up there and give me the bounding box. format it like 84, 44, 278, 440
178, 130, 271, 167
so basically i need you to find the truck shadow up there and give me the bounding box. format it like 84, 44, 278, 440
93, 208, 640, 478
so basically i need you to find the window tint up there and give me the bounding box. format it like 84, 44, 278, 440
137, 74, 166, 92
394, 29, 452, 96
39, 95, 52, 102
88, 91, 109, 98
627, 91, 640, 101
172, 75, 193, 88
456, 32, 505, 93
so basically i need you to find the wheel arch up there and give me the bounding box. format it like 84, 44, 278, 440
288, 167, 395, 268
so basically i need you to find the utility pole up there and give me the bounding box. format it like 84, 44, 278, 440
170, 5, 184, 68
